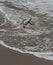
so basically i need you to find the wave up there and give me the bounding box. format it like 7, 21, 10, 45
0, 40, 53, 61
0, 0, 53, 61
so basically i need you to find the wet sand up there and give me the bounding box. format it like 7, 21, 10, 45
0, 45, 53, 65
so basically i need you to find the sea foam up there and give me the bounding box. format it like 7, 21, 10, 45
0, 40, 53, 61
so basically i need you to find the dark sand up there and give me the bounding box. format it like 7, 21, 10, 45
0, 45, 53, 65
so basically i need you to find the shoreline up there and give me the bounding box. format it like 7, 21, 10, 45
0, 45, 53, 65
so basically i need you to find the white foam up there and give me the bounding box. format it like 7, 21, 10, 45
0, 40, 53, 61
5, 14, 17, 25
0, 40, 23, 53
0, 0, 5, 1
24, 29, 44, 35
0, 6, 5, 14
0, 29, 7, 32
21, 1, 35, 10
29, 52, 53, 60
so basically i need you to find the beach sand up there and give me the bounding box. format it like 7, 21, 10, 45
0, 45, 53, 65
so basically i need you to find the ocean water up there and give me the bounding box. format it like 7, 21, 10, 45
0, 0, 53, 60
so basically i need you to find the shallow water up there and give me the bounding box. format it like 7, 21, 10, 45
0, 0, 53, 60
